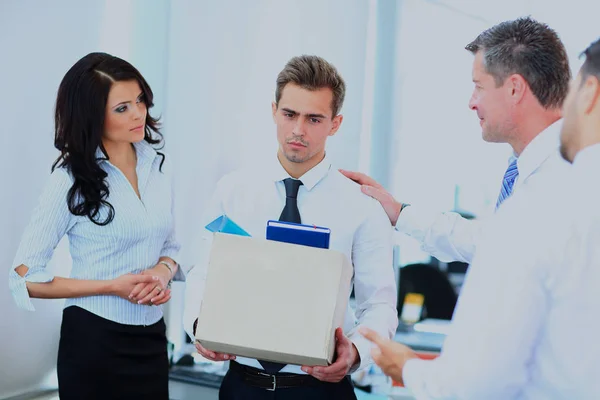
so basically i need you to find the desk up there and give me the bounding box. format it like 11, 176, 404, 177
169, 379, 219, 400
394, 330, 445, 353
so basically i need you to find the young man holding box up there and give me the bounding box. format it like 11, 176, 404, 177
183, 55, 398, 399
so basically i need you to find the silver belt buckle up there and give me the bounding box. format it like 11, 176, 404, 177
259, 372, 277, 391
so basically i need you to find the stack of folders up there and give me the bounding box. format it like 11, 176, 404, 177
266, 220, 331, 249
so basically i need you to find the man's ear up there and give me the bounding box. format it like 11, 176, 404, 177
507, 74, 527, 104
579, 75, 600, 115
329, 114, 343, 136
272, 102, 278, 122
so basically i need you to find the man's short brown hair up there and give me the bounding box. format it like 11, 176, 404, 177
275, 55, 346, 117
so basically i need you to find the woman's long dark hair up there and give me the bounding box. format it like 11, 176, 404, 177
52, 52, 164, 226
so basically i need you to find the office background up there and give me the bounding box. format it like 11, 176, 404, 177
1, 0, 597, 397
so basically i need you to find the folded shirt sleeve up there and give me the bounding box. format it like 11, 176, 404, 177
350, 198, 399, 371
9, 168, 75, 311
395, 205, 481, 264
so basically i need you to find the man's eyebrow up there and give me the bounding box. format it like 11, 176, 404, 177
281, 108, 327, 119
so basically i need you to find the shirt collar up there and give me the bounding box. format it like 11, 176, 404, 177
95, 140, 158, 166
133, 140, 159, 165
269, 153, 332, 191
515, 119, 562, 180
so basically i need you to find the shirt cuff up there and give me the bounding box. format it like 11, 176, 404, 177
402, 357, 431, 393
8, 267, 54, 311
394, 205, 438, 242
184, 314, 196, 342
161, 251, 185, 282
347, 328, 374, 372
172, 268, 186, 282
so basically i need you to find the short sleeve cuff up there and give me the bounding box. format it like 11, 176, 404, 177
8, 267, 54, 311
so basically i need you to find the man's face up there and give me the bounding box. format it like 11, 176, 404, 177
560, 73, 583, 163
272, 83, 342, 165
468, 51, 516, 143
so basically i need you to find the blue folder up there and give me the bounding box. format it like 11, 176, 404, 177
266, 220, 331, 249
205, 215, 251, 236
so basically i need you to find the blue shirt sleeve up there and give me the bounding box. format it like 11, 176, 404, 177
9, 167, 75, 311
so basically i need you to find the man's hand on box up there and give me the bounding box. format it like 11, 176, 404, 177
192, 318, 236, 362
302, 327, 359, 382
194, 341, 236, 362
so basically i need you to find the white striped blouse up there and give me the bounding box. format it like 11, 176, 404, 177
9, 140, 181, 326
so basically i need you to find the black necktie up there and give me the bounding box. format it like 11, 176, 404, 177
279, 178, 303, 223
258, 178, 303, 373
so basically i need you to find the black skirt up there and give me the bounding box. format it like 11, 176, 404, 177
57, 305, 169, 400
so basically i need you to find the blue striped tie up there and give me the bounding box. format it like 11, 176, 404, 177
495, 159, 519, 210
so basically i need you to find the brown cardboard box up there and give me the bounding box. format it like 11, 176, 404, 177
195, 233, 353, 366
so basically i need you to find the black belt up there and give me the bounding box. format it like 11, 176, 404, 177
229, 360, 321, 391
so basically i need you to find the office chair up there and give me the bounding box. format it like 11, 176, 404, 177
397, 263, 458, 321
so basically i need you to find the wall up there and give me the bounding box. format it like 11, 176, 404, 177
0, 0, 170, 397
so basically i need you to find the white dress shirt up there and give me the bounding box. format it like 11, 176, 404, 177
402, 143, 600, 399
183, 154, 398, 374
9, 141, 181, 326
396, 120, 569, 263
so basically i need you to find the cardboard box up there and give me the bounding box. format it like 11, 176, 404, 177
195, 233, 353, 366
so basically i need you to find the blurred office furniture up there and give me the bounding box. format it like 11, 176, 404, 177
397, 263, 458, 321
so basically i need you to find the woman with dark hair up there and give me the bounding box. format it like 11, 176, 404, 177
8, 52, 181, 399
